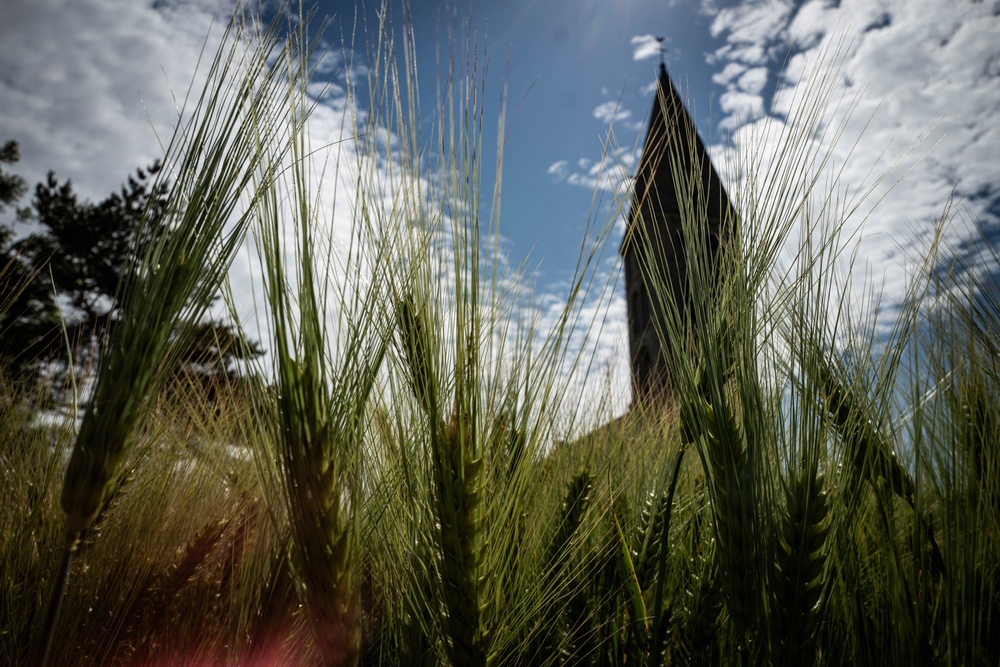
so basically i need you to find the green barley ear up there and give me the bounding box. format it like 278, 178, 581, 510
395, 294, 437, 417
610, 490, 649, 648
58, 10, 295, 537
545, 471, 594, 569
956, 372, 1000, 508
648, 446, 687, 667
633, 488, 670, 592
432, 412, 489, 666
813, 354, 946, 577
770, 470, 829, 666
395, 293, 491, 664
492, 406, 528, 487
43, 9, 298, 665
683, 394, 756, 642
394, 288, 493, 666
248, 8, 397, 665
813, 355, 915, 505
397, 536, 439, 666
534, 471, 593, 659
563, 570, 598, 666
677, 561, 724, 664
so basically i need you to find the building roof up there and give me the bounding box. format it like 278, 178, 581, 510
621, 63, 734, 255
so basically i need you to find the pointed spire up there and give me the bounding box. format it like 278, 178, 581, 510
623, 61, 732, 253
621, 61, 734, 403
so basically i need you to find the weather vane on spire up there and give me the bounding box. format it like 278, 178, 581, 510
656, 36, 666, 66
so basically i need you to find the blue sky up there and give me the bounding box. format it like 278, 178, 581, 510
1, 0, 998, 415
304, 0, 744, 286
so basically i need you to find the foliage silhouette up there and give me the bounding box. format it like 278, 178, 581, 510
0, 145, 260, 390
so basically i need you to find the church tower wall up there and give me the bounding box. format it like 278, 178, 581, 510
622, 63, 735, 404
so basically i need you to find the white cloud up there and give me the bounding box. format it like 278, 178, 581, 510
0, 0, 230, 201
718, 90, 764, 127
547, 160, 569, 177
549, 146, 637, 195
708, 0, 795, 46
0, 0, 630, 419
592, 100, 632, 124
712, 62, 747, 86
708, 0, 795, 66
785, 0, 837, 50
631, 34, 664, 61
705, 0, 1000, 338
0, 0, 363, 339
737, 66, 768, 95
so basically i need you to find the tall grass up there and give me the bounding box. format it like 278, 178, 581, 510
2, 3, 998, 666
34, 7, 315, 666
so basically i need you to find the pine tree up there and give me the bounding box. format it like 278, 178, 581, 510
0, 141, 260, 393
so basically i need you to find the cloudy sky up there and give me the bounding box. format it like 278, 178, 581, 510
1, 0, 998, 415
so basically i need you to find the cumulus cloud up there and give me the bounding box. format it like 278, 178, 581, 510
592, 100, 632, 124
0, 0, 630, 417
547, 145, 637, 197
712, 61, 748, 86
702, 0, 1000, 335
708, 0, 795, 61
718, 90, 765, 128
0, 0, 366, 335
631, 34, 664, 61
0, 0, 228, 201
547, 160, 569, 177
737, 66, 768, 95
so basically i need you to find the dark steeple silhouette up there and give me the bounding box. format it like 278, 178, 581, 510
621, 63, 735, 402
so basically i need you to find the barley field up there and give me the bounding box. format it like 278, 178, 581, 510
3, 6, 999, 667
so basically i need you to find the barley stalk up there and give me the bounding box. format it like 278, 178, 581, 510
118, 517, 229, 662
813, 357, 914, 505
649, 445, 688, 667
532, 471, 593, 660
248, 11, 400, 663
396, 536, 439, 666
42, 10, 299, 664
683, 393, 756, 642
677, 563, 724, 664
770, 470, 829, 666
545, 471, 593, 570
633, 488, 669, 592
814, 355, 946, 576
397, 294, 490, 666
610, 487, 649, 645
258, 156, 386, 667
435, 413, 489, 666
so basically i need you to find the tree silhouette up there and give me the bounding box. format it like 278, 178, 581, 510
0, 141, 60, 379
0, 141, 27, 211
0, 141, 260, 392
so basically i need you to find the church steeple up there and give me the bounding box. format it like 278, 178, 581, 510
621, 62, 734, 403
